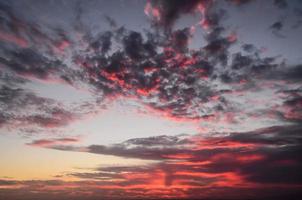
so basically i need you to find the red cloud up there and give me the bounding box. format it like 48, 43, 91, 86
27, 137, 80, 148
0, 30, 28, 48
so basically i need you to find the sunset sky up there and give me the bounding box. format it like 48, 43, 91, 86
0, 0, 302, 199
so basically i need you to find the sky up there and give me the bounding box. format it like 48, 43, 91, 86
0, 0, 302, 199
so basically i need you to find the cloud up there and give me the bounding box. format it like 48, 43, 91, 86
145, 0, 212, 31
226, 0, 254, 6
27, 137, 80, 147
0, 1, 302, 199
20, 124, 302, 199
0, 0, 298, 135
270, 21, 286, 38
0, 84, 96, 135
274, 0, 288, 9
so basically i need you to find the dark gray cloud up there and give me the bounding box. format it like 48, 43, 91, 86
146, 0, 211, 31
274, 0, 288, 9
270, 21, 285, 38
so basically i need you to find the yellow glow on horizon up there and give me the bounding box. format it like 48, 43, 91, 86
0, 137, 151, 180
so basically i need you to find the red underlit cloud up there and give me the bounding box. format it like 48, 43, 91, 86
0, 30, 28, 47
27, 137, 80, 148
